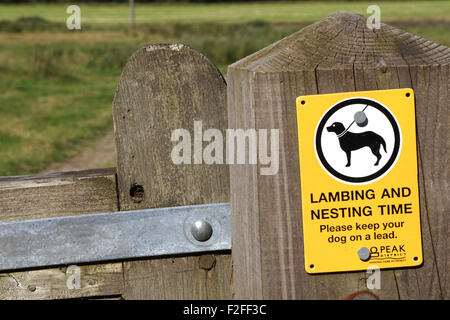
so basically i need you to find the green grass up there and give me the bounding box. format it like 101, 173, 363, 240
0, 46, 120, 175
0, 2, 449, 176
0, 1, 449, 25
0, 20, 307, 175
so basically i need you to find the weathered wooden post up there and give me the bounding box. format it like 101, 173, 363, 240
113, 43, 231, 299
228, 11, 448, 299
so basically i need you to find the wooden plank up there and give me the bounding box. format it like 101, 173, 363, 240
0, 263, 123, 300
228, 11, 448, 299
227, 67, 263, 299
123, 253, 231, 299
0, 168, 118, 222
408, 64, 449, 299
353, 62, 442, 299
113, 43, 231, 299
370, 29, 446, 300
0, 168, 124, 299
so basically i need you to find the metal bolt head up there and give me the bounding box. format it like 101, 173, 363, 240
354, 111, 368, 127
191, 220, 213, 242
358, 247, 371, 261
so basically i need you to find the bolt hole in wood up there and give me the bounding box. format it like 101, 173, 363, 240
129, 184, 144, 203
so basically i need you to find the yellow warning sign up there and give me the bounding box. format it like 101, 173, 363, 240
296, 89, 422, 274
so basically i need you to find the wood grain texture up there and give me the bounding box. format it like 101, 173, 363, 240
123, 253, 231, 299
0, 168, 118, 222
0, 168, 125, 299
409, 64, 449, 299
113, 43, 231, 299
228, 11, 449, 299
0, 263, 123, 300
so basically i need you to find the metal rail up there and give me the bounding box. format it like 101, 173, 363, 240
0, 203, 231, 271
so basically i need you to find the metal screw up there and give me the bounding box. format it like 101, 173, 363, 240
191, 220, 213, 242
354, 111, 368, 127
28, 285, 36, 292
358, 247, 371, 261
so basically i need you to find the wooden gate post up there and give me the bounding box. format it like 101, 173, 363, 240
228, 11, 449, 299
113, 44, 231, 299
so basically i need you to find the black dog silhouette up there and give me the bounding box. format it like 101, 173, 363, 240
327, 122, 386, 167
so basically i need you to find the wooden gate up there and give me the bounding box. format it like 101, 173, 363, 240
0, 43, 231, 300
0, 12, 448, 300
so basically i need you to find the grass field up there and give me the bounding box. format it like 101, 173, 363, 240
1, 1, 449, 24
0, 1, 449, 176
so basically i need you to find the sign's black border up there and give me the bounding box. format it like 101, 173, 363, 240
315, 98, 401, 183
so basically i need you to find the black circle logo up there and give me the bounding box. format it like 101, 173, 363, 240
315, 98, 401, 184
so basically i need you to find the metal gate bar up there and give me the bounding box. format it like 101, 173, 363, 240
0, 203, 231, 271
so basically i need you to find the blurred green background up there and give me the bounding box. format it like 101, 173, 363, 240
0, 1, 449, 176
